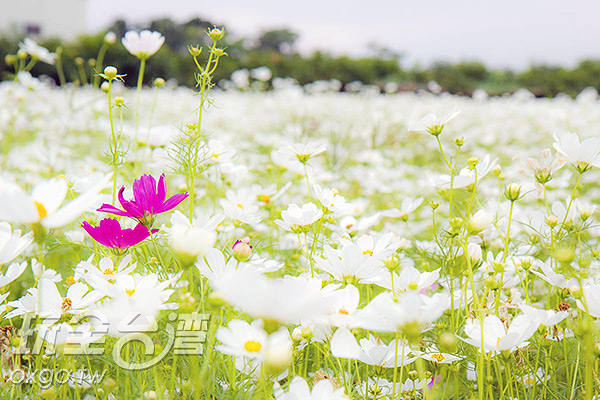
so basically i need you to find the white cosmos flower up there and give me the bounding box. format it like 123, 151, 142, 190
213, 271, 331, 324
313, 185, 353, 216
122, 30, 165, 59
18, 38, 57, 64
76, 254, 137, 285
216, 319, 268, 359
275, 203, 323, 233
315, 244, 385, 284
0, 261, 27, 287
356, 291, 450, 332
196, 248, 281, 281
275, 376, 349, 400
408, 109, 460, 136
377, 265, 440, 293
271, 142, 327, 174
553, 131, 600, 172
220, 188, 262, 225
0, 175, 110, 229
436, 154, 498, 189
347, 334, 417, 368
462, 314, 541, 354
39, 280, 102, 320
0, 222, 33, 264
167, 211, 217, 264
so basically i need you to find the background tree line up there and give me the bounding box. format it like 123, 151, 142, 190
2, 16, 600, 98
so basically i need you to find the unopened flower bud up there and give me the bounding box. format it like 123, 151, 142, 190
104, 66, 117, 79
468, 210, 491, 233
114, 97, 125, 107
18, 49, 28, 59
188, 46, 202, 57
75, 57, 84, 66
408, 370, 419, 380
504, 183, 522, 201
450, 217, 464, 229
232, 237, 253, 261
100, 81, 110, 93
454, 137, 465, 146
556, 247, 575, 264
546, 215, 558, 228
154, 77, 165, 87
4, 54, 16, 65
429, 201, 439, 210
212, 48, 225, 57
104, 31, 117, 44
467, 157, 479, 169
439, 332, 458, 353
88, 58, 96, 67
492, 165, 502, 177
208, 27, 225, 41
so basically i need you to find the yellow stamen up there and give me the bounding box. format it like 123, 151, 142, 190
244, 341, 262, 353
431, 353, 445, 362
363, 249, 373, 256
61, 298, 72, 312
338, 308, 349, 315
125, 288, 135, 296
103, 269, 114, 275
34, 201, 47, 219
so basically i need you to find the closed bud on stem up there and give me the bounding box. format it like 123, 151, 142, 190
114, 97, 125, 107
188, 46, 202, 57
408, 370, 419, 380
18, 49, 28, 59
454, 137, 465, 146
492, 165, 502, 177
556, 246, 575, 265
546, 215, 558, 228
429, 201, 439, 210
467, 156, 479, 169
233, 237, 253, 261
104, 31, 117, 44
154, 77, 165, 87
212, 48, 225, 57
103, 66, 117, 79
88, 58, 96, 67
4, 54, 16, 65
504, 182, 522, 201
100, 81, 110, 93
75, 57, 84, 66
208, 27, 225, 41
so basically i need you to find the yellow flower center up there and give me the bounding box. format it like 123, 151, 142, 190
363, 249, 373, 256
431, 353, 445, 362
236, 204, 244, 209
34, 201, 47, 219
65, 277, 75, 286
61, 297, 72, 312
257, 194, 271, 203
125, 288, 136, 296
244, 341, 262, 353
212, 153, 219, 158
338, 308, 349, 315
103, 269, 114, 275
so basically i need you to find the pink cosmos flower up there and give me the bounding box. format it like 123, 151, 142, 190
98, 174, 188, 226
82, 218, 157, 250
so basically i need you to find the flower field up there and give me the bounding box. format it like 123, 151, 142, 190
2, 32, 600, 400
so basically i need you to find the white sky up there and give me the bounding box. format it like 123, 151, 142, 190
87, 0, 600, 70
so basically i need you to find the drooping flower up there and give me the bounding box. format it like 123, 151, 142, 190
122, 30, 165, 59
82, 219, 157, 250
98, 174, 188, 227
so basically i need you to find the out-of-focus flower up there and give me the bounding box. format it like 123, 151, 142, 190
18, 38, 56, 64
275, 203, 323, 233
462, 314, 540, 354
274, 376, 349, 400
0, 175, 110, 229
408, 110, 460, 136
553, 131, 600, 172
122, 30, 165, 59
0, 222, 33, 265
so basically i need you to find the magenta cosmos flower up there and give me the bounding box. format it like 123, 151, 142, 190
82, 218, 158, 250
98, 174, 188, 226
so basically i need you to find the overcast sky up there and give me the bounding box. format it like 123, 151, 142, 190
87, 0, 600, 70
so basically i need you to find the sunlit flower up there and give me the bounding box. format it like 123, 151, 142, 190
0, 175, 110, 229
18, 38, 56, 64
275, 203, 323, 233
553, 131, 600, 172
274, 376, 349, 400
82, 219, 157, 250
408, 109, 460, 136
462, 314, 540, 354
98, 174, 188, 227
0, 222, 33, 265
122, 30, 165, 59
